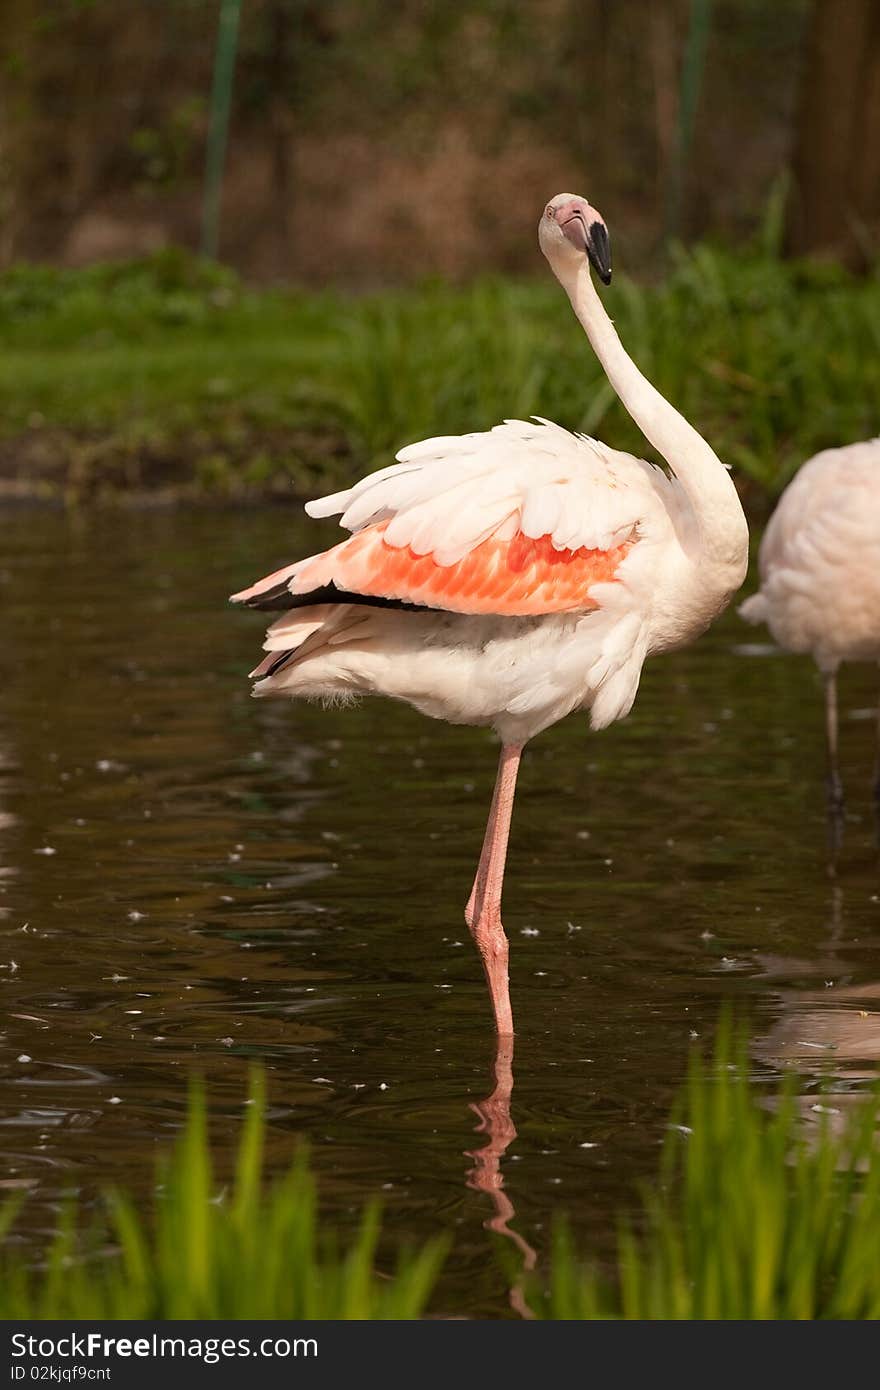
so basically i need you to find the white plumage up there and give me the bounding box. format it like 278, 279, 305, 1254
274, 416, 691, 742
740, 438, 880, 810
245, 403, 734, 743
308, 417, 675, 561
740, 439, 880, 670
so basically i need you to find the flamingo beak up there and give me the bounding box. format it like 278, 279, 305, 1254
559, 202, 612, 285
586, 221, 612, 285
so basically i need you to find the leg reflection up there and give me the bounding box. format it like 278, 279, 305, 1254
465, 1035, 537, 1317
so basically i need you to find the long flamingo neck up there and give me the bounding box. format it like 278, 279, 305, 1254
562, 262, 747, 570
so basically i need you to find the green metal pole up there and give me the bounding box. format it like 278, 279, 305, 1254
666, 0, 714, 242
201, 0, 243, 260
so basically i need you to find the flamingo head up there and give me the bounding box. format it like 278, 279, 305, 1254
539, 193, 612, 285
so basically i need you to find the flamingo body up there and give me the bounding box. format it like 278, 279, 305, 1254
740, 440, 880, 671
739, 439, 880, 812
233, 418, 733, 743
233, 193, 749, 1032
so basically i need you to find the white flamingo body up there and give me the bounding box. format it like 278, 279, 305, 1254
234, 194, 749, 1032
247, 419, 723, 743
740, 441, 880, 670
739, 439, 880, 809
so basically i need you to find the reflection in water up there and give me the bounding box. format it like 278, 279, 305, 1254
827, 802, 845, 862
465, 1038, 536, 1317
0, 734, 17, 924
755, 885, 880, 1128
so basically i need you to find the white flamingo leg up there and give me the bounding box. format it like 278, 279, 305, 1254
466, 743, 523, 1036
824, 671, 844, 812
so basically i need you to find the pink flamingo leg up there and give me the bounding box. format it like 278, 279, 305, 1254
465, 765, 503, 930
465, 743, 523, 1035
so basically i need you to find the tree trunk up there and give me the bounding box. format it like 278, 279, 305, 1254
787, 0, 880, 267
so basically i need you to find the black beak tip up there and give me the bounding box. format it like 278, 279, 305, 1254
587, 220, 612, 286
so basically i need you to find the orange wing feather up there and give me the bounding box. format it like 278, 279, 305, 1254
290, 522, 633, 616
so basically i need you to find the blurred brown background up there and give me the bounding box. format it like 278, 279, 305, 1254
2, 0, 879, 282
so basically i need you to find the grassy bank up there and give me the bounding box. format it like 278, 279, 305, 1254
3, 1032, 880, 1319
0, 246, 877, 507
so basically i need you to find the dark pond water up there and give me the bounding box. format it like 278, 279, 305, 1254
2, 509, 879, 1316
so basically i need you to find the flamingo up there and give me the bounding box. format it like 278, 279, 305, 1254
231, 193, 749, 1035
739, 440, 880, 815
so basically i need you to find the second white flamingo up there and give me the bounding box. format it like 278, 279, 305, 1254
739, 439, 880, 812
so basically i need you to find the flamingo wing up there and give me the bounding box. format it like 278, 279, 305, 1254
232, 418, 670, 618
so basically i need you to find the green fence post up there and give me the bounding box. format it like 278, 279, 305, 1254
666, 0, 714, 242
201, 0, 243, 260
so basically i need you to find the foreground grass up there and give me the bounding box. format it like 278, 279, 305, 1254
3, 1034, 880, 1319
0, 1074, 444, 1320
534, 1037, 880, 1319
0, 246, 877, 505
